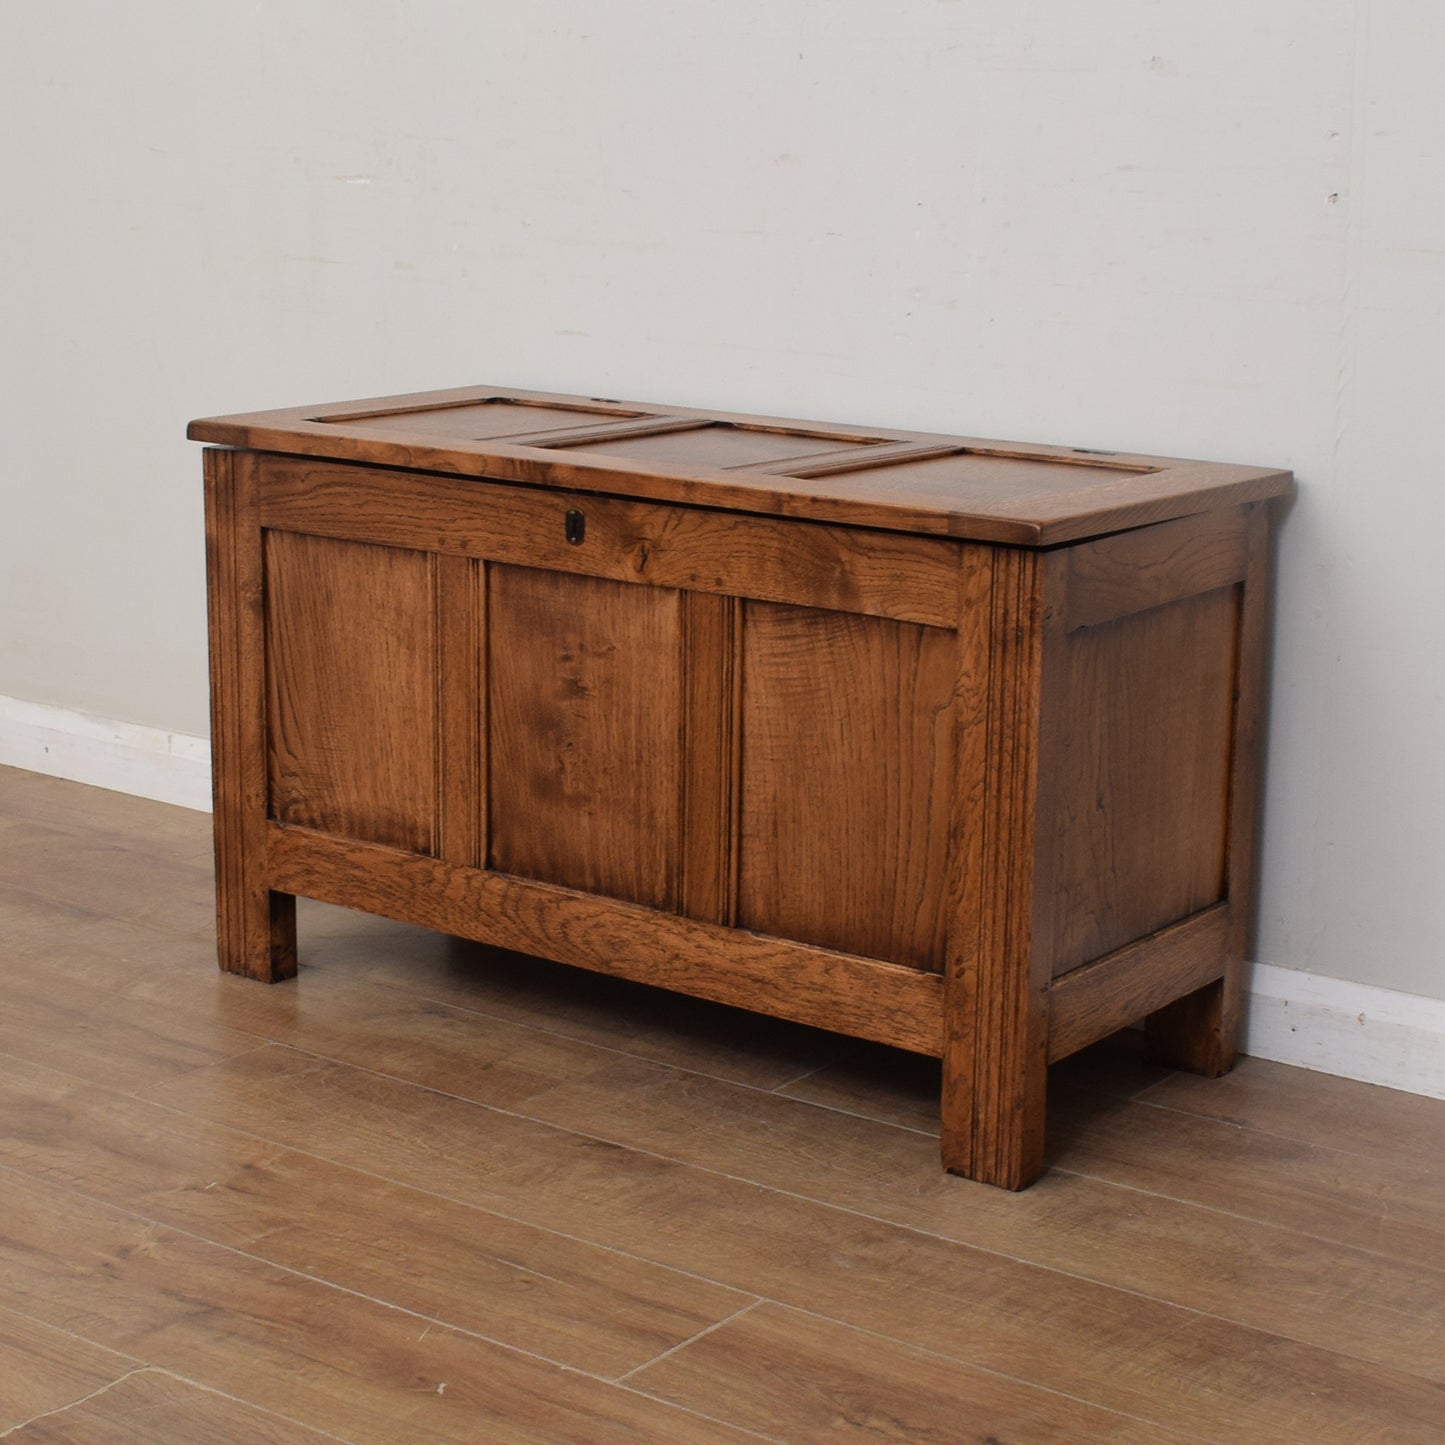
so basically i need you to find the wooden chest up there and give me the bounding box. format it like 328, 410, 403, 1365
190, 386, 1292, 1188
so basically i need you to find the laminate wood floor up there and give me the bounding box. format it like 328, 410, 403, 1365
1, 764, 1441, 1443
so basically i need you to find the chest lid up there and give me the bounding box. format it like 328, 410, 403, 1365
188, 384, 1292, 545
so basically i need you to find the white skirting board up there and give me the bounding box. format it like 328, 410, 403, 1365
0, 694, 212, 812
2, 691, 1442, 1102
1242, 963, 1445, 1101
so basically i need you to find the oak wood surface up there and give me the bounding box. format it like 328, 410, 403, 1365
258, 455, 963, 629
1046, 904, 1229, 1062
1048, 585, 1238, 975
0, 1306, 138, 1434
629, 1302, 1185, 1443
204, 449, 296, 981
3, 1370, 342, 1445
736, 601, 956, 971
680, 591, 741, 925
1060, 504, 1250, 630
191, 384, 1293, 544
264, 530, 438, 855
205, 406, 1284, 1189
487, 565, 683, 911
145, 1042, 1445, 1420
0, 1052, 751, 1382
5, 767, 1443, 1443
1147, 504, 1270, 1074
546, 420, 882, 469
940, 545, 1054, 1188
265, 822, 945, 1055
435, 553, 483, 870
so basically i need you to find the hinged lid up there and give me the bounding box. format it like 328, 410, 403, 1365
188, 385, 1293, 545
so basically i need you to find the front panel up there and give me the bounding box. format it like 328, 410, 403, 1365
264, 530, 438, 854
487, 564, 684, 911
736, 601, 957, 972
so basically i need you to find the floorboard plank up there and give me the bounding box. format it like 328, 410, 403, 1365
4, 1368, 350, 1445
1, 883, 209, 977
0, 973, 263, 1092
0, 1170, 756, 1445
631, 1303, 1188, 1444
508, 1055, 1445, 1381
1045, 1085, 1445, 1264
1134, 1053, 1445, 1176
0, 766, 212, 861
137, 1044, 1445, 1442
8, 768, 1445, 1445
0, 1053, 754, 1381
0, 1306, 138, 1434
0, 818, 214, 938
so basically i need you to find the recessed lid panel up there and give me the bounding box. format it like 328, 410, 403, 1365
820, 449, 1156, 503
322, 398, 647, 440
545, 422, 886, 470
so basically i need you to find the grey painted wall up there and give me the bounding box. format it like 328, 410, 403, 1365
2, 2, 1442, 999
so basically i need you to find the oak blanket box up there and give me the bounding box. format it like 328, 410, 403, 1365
189, 386, 1292, 1189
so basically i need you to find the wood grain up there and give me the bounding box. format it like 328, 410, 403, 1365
630, 1302, 1184, 1442
204, 449, 296, 981
264, 530, 438, 855
14, 772, 1445, 1443
0, 765, 212, 861
0, 1307, 137, 1434
1148, 504, 1270, 1074
1046, 1085, 1445, 1268
0, 1053, 753, 1382
0, 963, 263, 1092
192, 385, 1294, 544
1061, 505, 1250, 630
266, 823, 945, 1054
487, 564, 683, 911
0, 1170, 751, 1444
259, 455, 963, 628
0, 812, 215, 942
1049, 585, 1238, 975
680, 592, 741, 925
544, 419, 882, 468
499, 1053, 1445, 1386
1047, 905, 1229, 1062
142, 1044, 1445, 1440
435, 553, 483, 869
1134, 1052, 1445, 1176
338, 395, 646, 438
737, 601, 956, 971
4, 1370, 343, 1445
941, 545, 1055, 1188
